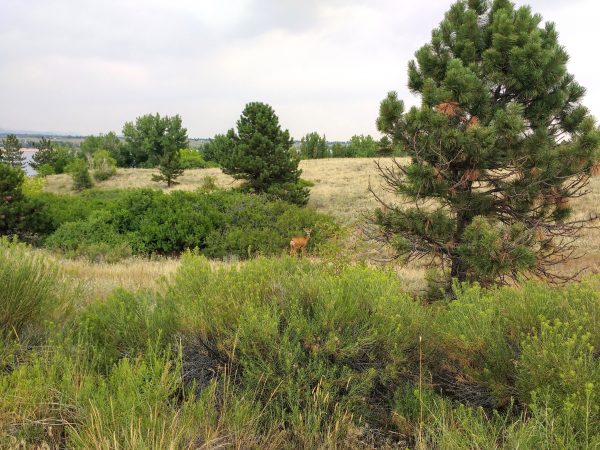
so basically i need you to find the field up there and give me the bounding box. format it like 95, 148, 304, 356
42, 157, 600, 296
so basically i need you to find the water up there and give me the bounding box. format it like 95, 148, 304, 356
21, 149, 36, 175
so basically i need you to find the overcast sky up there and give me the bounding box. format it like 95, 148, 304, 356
1, 0, 598, 140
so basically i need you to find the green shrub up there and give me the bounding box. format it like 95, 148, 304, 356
78, 289, 177, 371
41, 189, 337, 258
66, 158, 93, 191
45, 212, 129, 257
36, 190, 123, 234
91, 149, 117, 181
517, 319, 600, 443
179, 148, 210, 169
169, 255, 428, 434
425, 279, 600, 412
0, 163, 48, 240
198, 175, 218, 192
0, 237, 73, 342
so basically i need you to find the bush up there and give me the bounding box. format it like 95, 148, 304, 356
0, 163, 48, 240
179, 148, 210, 169
169, 255, 428, 436
91, 150, 117, 181
45, 213, 129, 255
67, 158, 93, 191
78, 289, 177, 371
517, 319, 600, 442
0, 238, 73, 342
36, 190, 123, 234
41, 189, 336, 259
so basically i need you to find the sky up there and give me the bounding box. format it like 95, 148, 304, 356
0, 0, 598, 141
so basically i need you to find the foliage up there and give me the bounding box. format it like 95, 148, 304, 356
346, 134, 378, 157
78, 289, 177, 371
21, 176, 46, 197
151, 148, 185, 187
0, 164, 47, 239
66, 158, 94, 191
91, 149, 117, 181
121, 113, 188, 168
179, 148, 211, 169
79, 132, 122, 162
0, 238, 73, 343
373, 0, 600, 288
220, 102, 310, 205
31, 138, 75, 174
1, 243, 600, 447
330, 142, 349, 158
40, 189, 336, 259
300, 132, 329, 159
30, 137, 54, 170
201, 132, 235, 165
0, 134, 25, 168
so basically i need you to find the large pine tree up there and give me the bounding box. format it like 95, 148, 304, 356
373, 0, 600, 287
221, 102, 309, 205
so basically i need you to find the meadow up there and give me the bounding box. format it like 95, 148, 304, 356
41, 157, 600, 296
2, 158, 600, 448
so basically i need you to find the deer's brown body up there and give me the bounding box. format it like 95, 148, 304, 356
290, 228, 312, 257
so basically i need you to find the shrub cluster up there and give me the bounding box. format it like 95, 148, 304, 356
40, 188, 336, 261
1, 243, 599, 448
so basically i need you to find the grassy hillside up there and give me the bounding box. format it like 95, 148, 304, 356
43, 157, 600, 290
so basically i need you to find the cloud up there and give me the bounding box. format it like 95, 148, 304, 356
0, 0, 598, 139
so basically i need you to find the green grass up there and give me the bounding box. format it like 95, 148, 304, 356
1, 239, 599, 448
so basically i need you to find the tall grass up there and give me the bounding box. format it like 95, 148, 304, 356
0, 237, 74, 343
1, 238, 600, 448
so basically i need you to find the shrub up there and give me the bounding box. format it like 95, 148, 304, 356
179, 148, 210, 169
203, 192, 337, 259
67, 158, 93, 191
0, 238, 73, 342
45, 213, 128, 256
78, 289, 177, 371
0, 163, 48, 240
41, 189, 337, 259
91, 149, 117, 181
517, 319, 600, 442
36, 190, 123, 234
169, 255, 428, 434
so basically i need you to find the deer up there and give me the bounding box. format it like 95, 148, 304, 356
290, 228, 312, 257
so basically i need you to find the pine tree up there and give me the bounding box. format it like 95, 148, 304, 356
1, 134, 25, 169
221, 102, 310, 205
30, 137, 55, 170
0, 164, 47, 239
373, 0, 600, 288
151, 148, 184, 187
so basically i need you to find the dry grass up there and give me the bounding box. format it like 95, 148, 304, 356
43, 157, 600, 294
44, 158, 403, 224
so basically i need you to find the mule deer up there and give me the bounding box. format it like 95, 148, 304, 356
290, 228, 312, 257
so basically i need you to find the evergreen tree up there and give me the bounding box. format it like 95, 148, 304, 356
0, 164, 47, 239
1, 134, 25, 169
221, 102, 310, 205
151, 148, 185, 187
300, 132, 329, 159
373, 0, 600, 287
30, 137, 55, 170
